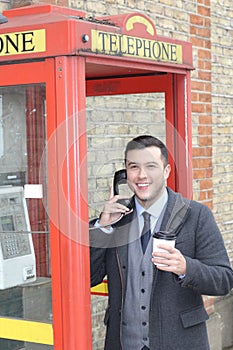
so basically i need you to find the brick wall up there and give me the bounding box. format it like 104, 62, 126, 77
190, 1, 213, 209
87, 94, 166, 220
0, 0, 232, 347
211, 0, 233, 264
0, 1, 9, 13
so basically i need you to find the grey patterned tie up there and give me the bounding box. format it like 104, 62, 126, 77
141, 212, 151, 254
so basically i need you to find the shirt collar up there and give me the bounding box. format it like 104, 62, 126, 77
135, 188, 168, 219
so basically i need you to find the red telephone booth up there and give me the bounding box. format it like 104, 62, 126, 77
0, 4, 193, 350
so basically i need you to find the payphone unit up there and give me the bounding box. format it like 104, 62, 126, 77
0, 186, 36, 289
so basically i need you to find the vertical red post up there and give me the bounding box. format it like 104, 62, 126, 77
172, 73, 193, 199
49, 55, 92, 350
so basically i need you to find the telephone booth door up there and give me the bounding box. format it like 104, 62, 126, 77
0, 61, 53, 350
0, 4, 193, 350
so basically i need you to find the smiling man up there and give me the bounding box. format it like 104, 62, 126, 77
90, 135, 233, 350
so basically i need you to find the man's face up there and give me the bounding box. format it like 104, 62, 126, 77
126, 146, 171, 208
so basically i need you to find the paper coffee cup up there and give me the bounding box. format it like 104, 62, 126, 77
153, 231, 176, 266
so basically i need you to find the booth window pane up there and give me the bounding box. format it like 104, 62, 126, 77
87, 92, 166, 350
87, 93, 166, 220
0, 85, 52, 349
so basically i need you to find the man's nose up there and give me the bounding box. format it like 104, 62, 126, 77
138, 167, 147, 177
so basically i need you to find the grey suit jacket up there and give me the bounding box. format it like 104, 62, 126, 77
90, 188, 233, 350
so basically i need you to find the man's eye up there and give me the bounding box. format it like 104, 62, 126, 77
129, 165, 138, 170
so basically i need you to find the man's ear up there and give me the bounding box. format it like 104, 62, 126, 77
164, 164, 171, 179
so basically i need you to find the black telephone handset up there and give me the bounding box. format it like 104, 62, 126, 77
89, 169, 132, 230
113, 169, 132, 210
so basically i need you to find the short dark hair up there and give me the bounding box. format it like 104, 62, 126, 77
124, 135, 168, 167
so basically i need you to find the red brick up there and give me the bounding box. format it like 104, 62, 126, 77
199, 158, 212, 168
198, 60, 205, 69
199, 191, 208, 201
190, 14, 204, 26
205, 103, 212, 113
204, 147, 212, 157
198, 49, 211, 59
192, 147, 206, 157
199, 136, 212, 146
198, 5, 210, 17
190, 27, 197, 35
198, 125, 212, 135
191, 37, 205, 47
191, 92, 198, 101
192, 103, 205, 113
198, 71, 211, 81
193, 169, 206, 179
200, 183, 213, 195
191, 81, 205, 91
57, 0, 69, 5
192, 158, 200, 169
198, 190, 213, 203
204, 82, 211, 92
199, 93, 211, 102
198, 28, 211, 38
205, 201, 213, 210
205, 40, 211, 49
204, 18, 211, 27
205, 168, 212, 178
204, 61, 211, 70
199, 115, 212, 124
203, 0, 210, 6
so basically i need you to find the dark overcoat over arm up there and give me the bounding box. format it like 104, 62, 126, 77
90, 188, 233, 350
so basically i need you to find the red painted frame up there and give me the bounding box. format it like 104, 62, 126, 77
0, 56, 193, 350
0, 59, 92, 350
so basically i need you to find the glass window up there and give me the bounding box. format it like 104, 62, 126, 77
0, 84, 53, 349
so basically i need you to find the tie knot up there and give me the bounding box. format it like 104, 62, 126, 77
142, 211, 150, 222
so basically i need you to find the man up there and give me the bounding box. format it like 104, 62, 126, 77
90, 135, 233, 350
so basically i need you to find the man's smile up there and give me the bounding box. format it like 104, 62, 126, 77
136, 183, 150, 190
